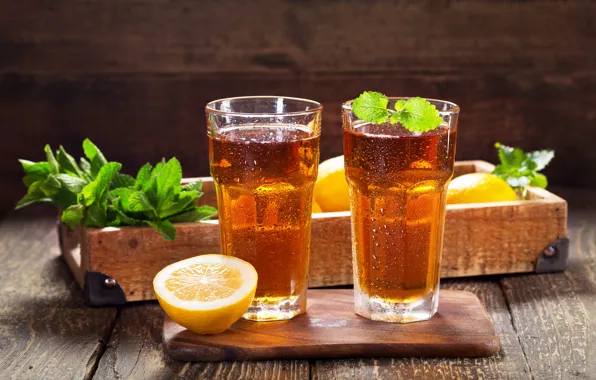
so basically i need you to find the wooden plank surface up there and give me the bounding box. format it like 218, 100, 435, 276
163, 289, 498, 362
0, 210, 117, 380
1, 0, 595, 74
311, 280, 531, 379
499, 192, 596, 379
93, 304, 309, 380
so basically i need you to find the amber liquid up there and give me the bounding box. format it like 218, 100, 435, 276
209, 124, 319, 320
344, 123, 456, 307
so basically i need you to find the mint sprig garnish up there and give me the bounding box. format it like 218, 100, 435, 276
16, 139, 217, 240
352, 91, 443, 132
492, 142, 554, 198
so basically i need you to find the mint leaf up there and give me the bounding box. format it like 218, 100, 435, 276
40, 175, 62, 196
397, 97, 443, 133
158, 191, 199, 219
530, 173, 548, 188
61, 204, 84, 228
528, 150, 554, 171
112, 173, 135, 189
169, 206, 217, 223
44, 145, 60, 174
352, 93, 443, 132
84, 203, 107, 227
20, 160, 51, 178
147, 220, 176, 240
15, 194, 52, 210
81, 162, 121, 206
156, 158, 182, 202
56, 146, 85, 177
128, 191, 156, 213
82, 139, 107, 178
352, 91, 389, 124
55, 174, 87, 193
394, 100, 407, 112
79, 157, 91, 176
182, 180, 203, 193
20, 160, 51, 187
134, 163, 152, 190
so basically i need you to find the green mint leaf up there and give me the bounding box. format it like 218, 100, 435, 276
84, 203, 107, 228
20, 160, 51, 187
527, 150, 554, 172
81, 162, 121, 206
147, 220, 176, 241
15, 194, 52, 210
156, 158, 182, 203
352, 91, 389, 124
394, 99, 407, 112
44, 145, 60, 174
168, 205, 218, 223
40, 175, 62, 196
54, 174, 87, 193
495, 143, 525, 168
56, 146, 85, 177
128, 191, 156, 213
389, 113, 401, 124
79, 157, 91, 175
182, 180, 203, 193
134, 163, 152, 190
61, 204, 84, 229
20, 160, 51, 178
111, 173, 135, 189
158, 191, 199, 219
397, 97, 443, 133
529, 173, 548, 188
82, 139, 108, 178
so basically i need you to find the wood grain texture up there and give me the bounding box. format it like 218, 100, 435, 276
0, 211, 117, 380
1, 0, 595, 75
499, 205, 596, 379
312, 280, 531, 380
164, 289, 498, 362
93, 303, 309, 380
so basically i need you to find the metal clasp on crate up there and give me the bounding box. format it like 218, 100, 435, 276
535, 237, 570, 273
84, 272, 127, 307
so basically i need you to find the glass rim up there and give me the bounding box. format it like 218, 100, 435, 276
205, 96, 323, 117
342, 97, 460, 116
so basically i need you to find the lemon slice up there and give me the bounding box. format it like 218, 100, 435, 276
153, 254, 258, 335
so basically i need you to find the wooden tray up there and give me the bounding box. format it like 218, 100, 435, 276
162, 289, 500, 361
60, 160, 568, 306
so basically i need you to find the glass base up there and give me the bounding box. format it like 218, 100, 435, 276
242, 292, 306, 321
354, 288, 439, 323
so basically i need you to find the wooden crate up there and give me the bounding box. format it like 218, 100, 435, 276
60, 160, 568, 306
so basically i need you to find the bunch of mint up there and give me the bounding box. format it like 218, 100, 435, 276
492, 142, 554, 198
16, 139, 216, 240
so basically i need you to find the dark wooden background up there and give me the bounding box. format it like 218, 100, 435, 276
2, 0, 596, 215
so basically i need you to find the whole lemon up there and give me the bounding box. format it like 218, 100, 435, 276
314, 155, 350, 212
447, 173, 518, 204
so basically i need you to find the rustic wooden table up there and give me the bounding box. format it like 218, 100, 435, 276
1, 188, 594, 380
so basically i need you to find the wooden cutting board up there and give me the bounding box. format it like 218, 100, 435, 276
162, 289, 499, 361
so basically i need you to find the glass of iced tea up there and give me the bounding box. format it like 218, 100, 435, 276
342, 97, 458, 323
206, 96, 322, 321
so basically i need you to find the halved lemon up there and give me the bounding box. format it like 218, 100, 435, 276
153, 254, 258, 335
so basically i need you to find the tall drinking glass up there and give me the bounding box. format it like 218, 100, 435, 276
342, 97, 458, 323
206, 96, 322, 321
